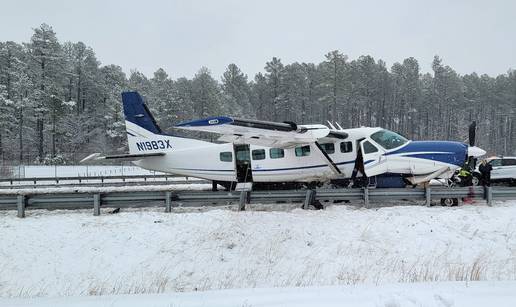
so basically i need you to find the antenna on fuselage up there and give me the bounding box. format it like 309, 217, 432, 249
327, 121, 336, 130
336, 122, 344, 131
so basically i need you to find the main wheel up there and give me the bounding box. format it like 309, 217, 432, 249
308, 200, 324, 210
440, 198, 459, 206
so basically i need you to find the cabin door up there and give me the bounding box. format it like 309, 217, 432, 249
360, 139, 388, 177
234, 144, 253, 182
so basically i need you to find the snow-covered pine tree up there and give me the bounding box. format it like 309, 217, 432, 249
191, 67, 222, 118
319, 51, 348, 124
221, 63, 251, 117
26, 24, 67, 162
264, 57, 285, 122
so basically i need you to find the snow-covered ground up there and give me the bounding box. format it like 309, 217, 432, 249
1, 201, 515, 305
3, 281, 516, 307
0, 201, 516, 297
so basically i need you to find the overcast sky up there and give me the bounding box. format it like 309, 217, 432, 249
1, 0, 515, 79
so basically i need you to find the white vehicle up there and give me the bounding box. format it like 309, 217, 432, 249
474, 156, 516, 185
82, 92, 486, 189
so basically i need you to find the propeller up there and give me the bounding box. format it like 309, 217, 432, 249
466, 121, 485, 170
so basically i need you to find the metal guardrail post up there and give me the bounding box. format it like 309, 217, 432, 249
165, 191, 172, 213
485, 186, 492, 206
363, 188, 370, 209
425, 186, 431, 207
303, 190, 316, 209
93, 193, 101, 216
239, 191, 249, 211
17, 195, 26, 218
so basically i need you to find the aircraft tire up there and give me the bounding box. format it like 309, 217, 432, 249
308, 200, 324, 210
440, 198, 459, 207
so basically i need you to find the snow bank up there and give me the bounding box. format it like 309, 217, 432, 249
2, 281, 516, 307
12, 165, 162, 178
0, 183, 212, 195
0, 201, 515, 299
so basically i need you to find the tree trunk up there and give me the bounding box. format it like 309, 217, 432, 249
37, 118, 44, 162
18, 107, 23, 162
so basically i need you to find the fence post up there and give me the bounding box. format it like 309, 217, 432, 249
165, 191, 172, 213
425, 186, 431, 207
239, 191, 249, 211
17, 195, 26, 218
93, 193, 101, 216
485, 186, 492, 207
363, 187, 370, 209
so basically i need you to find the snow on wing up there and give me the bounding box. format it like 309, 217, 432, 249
175, 116, 331, 147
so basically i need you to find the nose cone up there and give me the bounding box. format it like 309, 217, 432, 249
468, 146, 486, 157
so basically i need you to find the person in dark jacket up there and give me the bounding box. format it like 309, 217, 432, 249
478, 160, 493, 186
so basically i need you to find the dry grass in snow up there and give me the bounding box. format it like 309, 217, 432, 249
0, 201, 515, 298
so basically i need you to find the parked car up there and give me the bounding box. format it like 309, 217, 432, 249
472, 156, 516, 186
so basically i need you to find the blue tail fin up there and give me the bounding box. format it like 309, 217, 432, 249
122, 91, 162, 134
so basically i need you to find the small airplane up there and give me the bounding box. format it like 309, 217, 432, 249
82, 91, 486, 190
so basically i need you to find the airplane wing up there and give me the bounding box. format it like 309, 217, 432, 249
80, 152, 165, 163
175, 116, 349, 176
175, 116, 348, 148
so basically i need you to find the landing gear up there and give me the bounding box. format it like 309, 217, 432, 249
440, 198, 459, 206
308, 200, 324, 210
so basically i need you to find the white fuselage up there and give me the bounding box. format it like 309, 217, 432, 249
132, 126, 465, 183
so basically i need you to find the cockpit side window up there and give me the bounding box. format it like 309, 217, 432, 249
370, 129, 408, 150
363, 141, 379, 154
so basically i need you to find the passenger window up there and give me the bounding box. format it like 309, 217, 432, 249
219, 152, 232, 162
252, 149, 266, 160
503, 159, 516, 166
320, 143, 335, 154
340, 141, 353, 153
295, 145, 311, 157
489, 159, 502, 167
269, 148, 285, 159
363, 141, 379, 154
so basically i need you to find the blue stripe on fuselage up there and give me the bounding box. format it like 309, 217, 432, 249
172, 159, 373, 173
384, 141, 467, 166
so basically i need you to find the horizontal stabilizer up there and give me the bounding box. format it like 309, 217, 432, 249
80, 152, 165, 163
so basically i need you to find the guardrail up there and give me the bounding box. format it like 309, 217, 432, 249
1, 186, 515, 218
0, 174, 209, 188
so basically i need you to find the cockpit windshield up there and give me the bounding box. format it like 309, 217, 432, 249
370, 129, 408, 150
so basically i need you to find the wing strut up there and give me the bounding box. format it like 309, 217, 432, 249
312, 142, 342, 175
